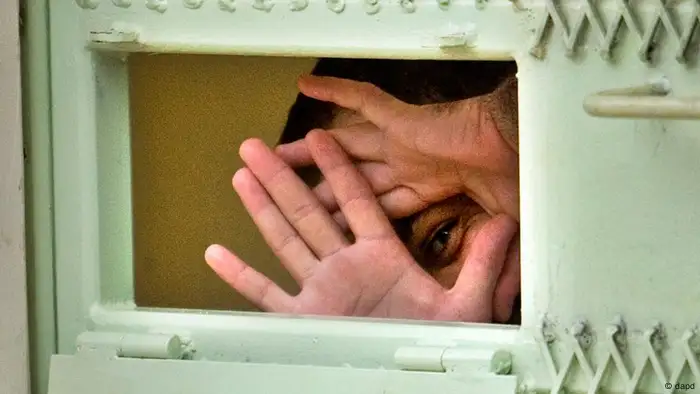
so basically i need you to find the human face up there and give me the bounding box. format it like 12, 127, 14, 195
327, 109, 521, 323
402, 195, 490, 287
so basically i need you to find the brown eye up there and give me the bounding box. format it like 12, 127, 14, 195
423, 219, 458, 266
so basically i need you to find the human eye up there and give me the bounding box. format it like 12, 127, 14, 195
404, 195, 484, 273
421, 218, 462, 269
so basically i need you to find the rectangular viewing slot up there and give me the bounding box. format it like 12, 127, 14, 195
124, 54, 521, 325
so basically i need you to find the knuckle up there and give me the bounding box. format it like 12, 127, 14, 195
271, 231, 298, 254
264, 163, 289, 185
257, 277, 275, 305
337, 186, 368, 211
287, 199, 321, 224
358, 81, 380, 95
358, 82, 383, 104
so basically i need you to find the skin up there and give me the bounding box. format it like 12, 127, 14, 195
205, 74, 521, 323
277, 75, 522, 323
276, 75, 520, 224
205, 132, 519, 323
319, 107, 521, 323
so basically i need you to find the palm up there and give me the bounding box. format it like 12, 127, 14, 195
206, 136, 515, 324
293, 240, 444, 318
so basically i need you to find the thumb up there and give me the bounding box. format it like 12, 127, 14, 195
449, 214, 518, 316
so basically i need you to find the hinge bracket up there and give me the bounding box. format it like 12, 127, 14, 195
394, 346, 512, 375
75, 331, 189, 360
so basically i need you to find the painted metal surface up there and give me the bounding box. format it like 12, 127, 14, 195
49, 355, 518, 393
28, 0, 700, 393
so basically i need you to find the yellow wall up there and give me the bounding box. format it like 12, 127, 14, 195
129, 54, 317, 311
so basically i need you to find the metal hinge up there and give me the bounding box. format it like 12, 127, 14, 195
75, 331, 191, 360
393, 346, 513, 375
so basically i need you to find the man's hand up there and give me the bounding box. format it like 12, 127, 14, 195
275, 75, 520, 226
205, 133, 518, 322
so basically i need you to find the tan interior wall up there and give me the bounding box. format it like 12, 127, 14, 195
129, 54, 317, 311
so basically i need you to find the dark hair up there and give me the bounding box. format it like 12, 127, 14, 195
279, 58, 517, 146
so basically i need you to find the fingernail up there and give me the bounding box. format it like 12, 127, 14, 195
298, 74, 317, 84
298, 75, 312, 88
239, 138, 267, 159
238, 138, 255, 158
204, 244, 226, 266
232, 168, 247, 186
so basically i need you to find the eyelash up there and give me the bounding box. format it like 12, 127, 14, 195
422, 218, 460, 268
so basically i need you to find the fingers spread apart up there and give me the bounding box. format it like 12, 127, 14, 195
305, 130, 395, 240
205, 244, 294, 312
312, 162, 398, 213
231, 167, 318, 283
235, 139, 349, 282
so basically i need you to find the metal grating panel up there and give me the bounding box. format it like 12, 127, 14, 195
530, 0, 700, 63
539, 318, 700, 394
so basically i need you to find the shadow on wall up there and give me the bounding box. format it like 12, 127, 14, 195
129, 54, 317, 311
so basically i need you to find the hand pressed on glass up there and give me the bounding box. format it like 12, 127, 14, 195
205, 132, 518, 322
